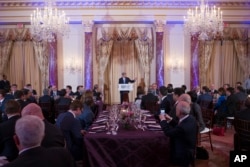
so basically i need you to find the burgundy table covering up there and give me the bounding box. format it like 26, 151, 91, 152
83, 127, 170, 167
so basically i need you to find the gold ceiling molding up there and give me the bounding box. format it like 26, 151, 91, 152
0, 1, 250, 9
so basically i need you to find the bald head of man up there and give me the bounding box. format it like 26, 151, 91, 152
178, 94, 191, 104
22, 103, 44, 120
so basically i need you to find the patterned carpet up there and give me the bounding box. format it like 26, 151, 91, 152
195, 128, 234, 167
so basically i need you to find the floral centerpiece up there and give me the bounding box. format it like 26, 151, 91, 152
119, 103, 134, 129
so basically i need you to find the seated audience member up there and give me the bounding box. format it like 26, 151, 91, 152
197, 86, 213, 108
10, 84, 18, 97
140, 88, 158, 111
181, 84, 187, 93
50, 85, 59, 100
151, 83, 159, 96
187, 91, 206, 132
225, 87, 237, 117
0, 100, 21, 161
223, 83, 230, 91
234, 97, 250, 150
66, 85, 74, 99
14, 90, 26, 110
234, 86, 247, 107
74, 85, 84, 100
0, 89, 9, 122
159, 101, 197, 166
3, 115, 75, 167
0, 75, 10, 91
78, 96, 95, 131
55, 89, 71, 106
56, 100, 84, 161
22, 103, 65, 148
157, 86, 171, 116
93, 84, 102, 101
39, 88, 53, 103
209, 83, 218, 95
166, 86, 174, 107
214, 87, 227, 125
134, 86, 145, 108
22, 88, 37, 104
169, 87, 185, 120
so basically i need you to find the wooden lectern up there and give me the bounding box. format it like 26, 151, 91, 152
118, 84, 133, 103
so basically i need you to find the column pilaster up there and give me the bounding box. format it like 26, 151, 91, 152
83, 20, 94, 89
154, 20, 165, 86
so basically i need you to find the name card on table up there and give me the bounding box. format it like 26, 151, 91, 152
118, 84, 133, 91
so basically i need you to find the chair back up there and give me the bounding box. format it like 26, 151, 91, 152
39, 102, 52, 120
199, 100, 213, 110
234, 118, 250, 150
144, 101, 159, 114
55, 104, 70, 118
201, 108, 214, 129
236, 100, 246, 111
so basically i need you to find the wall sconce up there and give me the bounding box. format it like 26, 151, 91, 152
64, 56, 82, 74
167, 58, 184, 72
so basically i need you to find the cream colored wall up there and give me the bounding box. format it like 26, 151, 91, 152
58, 24, 84, 91
165, 24, 190, 89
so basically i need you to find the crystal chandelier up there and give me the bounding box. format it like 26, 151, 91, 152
30, 0, 70, 42
184, 0, 224, 40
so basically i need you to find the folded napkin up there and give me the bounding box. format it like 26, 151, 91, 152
147, 124, 161, 129
95, 118, 108, 123
99, 115, 108, 118
144, 120, 156, 124
143, 114, 153, 117
141, 110, 149, 114
91, 125, 106, 130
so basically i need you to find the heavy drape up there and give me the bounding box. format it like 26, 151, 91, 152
3, 28, 43, 95
0, 29, 13, 79
199, 27, 248, 88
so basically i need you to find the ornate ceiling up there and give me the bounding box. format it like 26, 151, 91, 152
0, 0, 249, 24
0, 0, 249, 8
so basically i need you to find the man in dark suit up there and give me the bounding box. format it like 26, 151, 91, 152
39, 89, 53, 103
0, 89, 10, 122
56, 100, 84, 161
22, 103, 65, 148
74, 85, 84, 100
169, 87, 184, 121
234, 86, 247, 105
159, 101, 197, 166
234, 97, 250, 150
158, 86, 171, 114
0, 100, 21, 161
3, 115, 75, 167
140, 88, 159, 110
118, 72, 136, 104
197, 86, 213, 107
0, 75, 10, 91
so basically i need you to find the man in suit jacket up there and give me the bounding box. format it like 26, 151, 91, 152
234, 97, 250, 150
159, 101, 197, 166
0, 100, 21, 161
39, 89, 53, 103
197, 86, 213, 107
3, 115, 75, 167
0, 89, 10, 122
0, 75, 10, 91
56, 100, 84, 161
140, 88, 159, 111
21, 103, 65, 148
158, 86, 171, 114
118, 72, 136, 104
